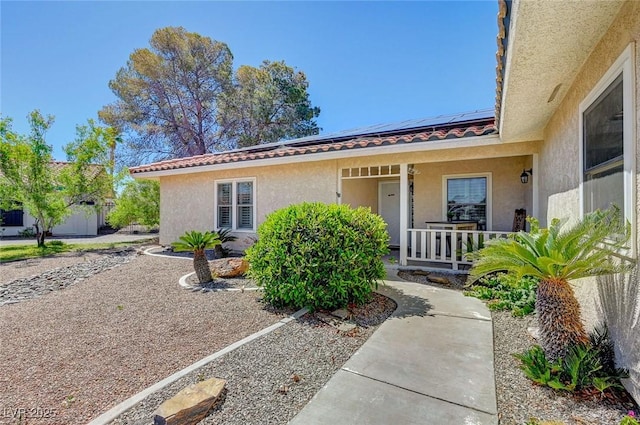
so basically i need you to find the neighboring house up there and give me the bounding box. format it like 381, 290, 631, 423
1, 161, 113, 237
130, 0, 639, 402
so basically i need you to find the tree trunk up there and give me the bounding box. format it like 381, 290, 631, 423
193, 249, 212, 284
36, 231, 46, 247
536, 277, 590, 362
33, 221, 46, 247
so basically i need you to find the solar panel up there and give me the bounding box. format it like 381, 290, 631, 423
229, 108, 494, 155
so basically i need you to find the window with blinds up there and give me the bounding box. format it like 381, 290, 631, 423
237, 181, 253, 229
217, 183, 232, 228
215, 179, 255, 231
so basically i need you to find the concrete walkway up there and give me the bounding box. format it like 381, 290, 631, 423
289, 271, 498, 425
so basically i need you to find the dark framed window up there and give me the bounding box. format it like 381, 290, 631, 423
1, 208, 24, 227
445, 176, 488, 228
583, 73, 624, 213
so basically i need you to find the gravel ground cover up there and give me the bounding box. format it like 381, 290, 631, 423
111, 293, 396, 425
0, 251, 107, 283
0, 254, 288, 425
185, 274, 258, 290
1, 250, 134, 306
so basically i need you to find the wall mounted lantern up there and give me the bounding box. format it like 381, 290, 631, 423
520, 168, 533, 184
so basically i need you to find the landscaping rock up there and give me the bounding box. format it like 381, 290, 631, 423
154, 377, 226, 425
427, 275, 451, 285
331, 308, 350, 320
209, 258, 249, 278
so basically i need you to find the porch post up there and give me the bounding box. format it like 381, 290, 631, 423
400, 163, 408, 266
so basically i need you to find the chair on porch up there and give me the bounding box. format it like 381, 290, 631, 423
512, 209, 527, 232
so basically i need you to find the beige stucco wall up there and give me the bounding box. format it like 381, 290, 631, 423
159, 161, 338, 249
159, 141, 539, 249
341, 178, 380, 214
335, 140, 540, 168
411, 156, 532, 232
540, 0, 640, 401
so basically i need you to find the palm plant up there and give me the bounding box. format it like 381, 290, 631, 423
212, 227, 237, 258
172, 230, 221, 284
468, 207, 632, 362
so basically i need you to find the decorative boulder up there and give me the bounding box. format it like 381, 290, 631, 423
154, 377, 226, 425
209, 258, 249, 278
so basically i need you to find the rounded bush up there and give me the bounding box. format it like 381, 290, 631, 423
246, 202, 389, 311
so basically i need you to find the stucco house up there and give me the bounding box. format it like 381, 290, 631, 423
1, 161, 112, 237
130, 0, 639, 402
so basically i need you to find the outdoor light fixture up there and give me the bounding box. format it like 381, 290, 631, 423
520, 168, 533, 184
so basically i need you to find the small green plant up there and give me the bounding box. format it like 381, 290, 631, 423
116, 305, 124, 311
47, 240, 65, 247
246, 202, 389, 311
197, 373, 206, 382
212, 227, 237, 258
464, 273, 538, 316
172, 231, 221, 284
18, 227, 36, 238
468, 207, 632, 362
514, 326, 628, 394
620, 411, 639, 425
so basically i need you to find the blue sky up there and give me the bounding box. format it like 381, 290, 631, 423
1, 1, 498, 161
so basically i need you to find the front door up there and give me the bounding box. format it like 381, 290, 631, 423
378, 181, 400, 246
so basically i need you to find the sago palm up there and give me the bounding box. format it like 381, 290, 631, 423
172, 230, 221, 284
468, 207, 631, 361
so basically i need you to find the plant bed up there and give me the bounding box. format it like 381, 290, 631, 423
493, 311, 638, 424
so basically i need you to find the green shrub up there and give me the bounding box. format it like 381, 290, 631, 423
245, 202, 389, 311
464, 273, 538, 316
47, 240, 65, 247
18, 227, 36, 238
513, 326, 628, 394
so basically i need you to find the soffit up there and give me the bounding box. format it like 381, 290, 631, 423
499, 0, 624, 142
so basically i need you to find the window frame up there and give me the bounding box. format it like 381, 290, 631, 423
578, 43, 636, 253
442, 172, 492, 230
214, 177, 256, 232
0, 207, 24, 227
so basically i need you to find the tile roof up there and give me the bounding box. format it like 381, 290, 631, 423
130, 117, 497, 175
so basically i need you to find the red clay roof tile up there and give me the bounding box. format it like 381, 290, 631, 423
130, 121, 496, 175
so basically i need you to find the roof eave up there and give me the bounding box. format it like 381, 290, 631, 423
131, 133, 502, 179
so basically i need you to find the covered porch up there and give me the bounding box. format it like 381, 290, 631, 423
339, 155, 537, 269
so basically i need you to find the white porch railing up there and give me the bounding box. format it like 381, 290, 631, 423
406, 228, 513, 270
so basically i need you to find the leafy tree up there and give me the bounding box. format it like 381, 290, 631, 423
172, 231, 221, 284
218, 60, 320, 148
0, 111, 115, 247
468, 208, 632, 362
99, 26, 320, 164
107, 179, 160, 229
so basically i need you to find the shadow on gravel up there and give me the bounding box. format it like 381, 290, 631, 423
377, 285, 433, 319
